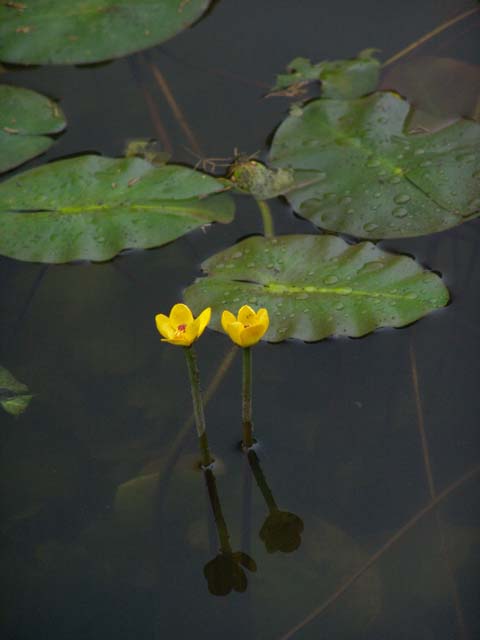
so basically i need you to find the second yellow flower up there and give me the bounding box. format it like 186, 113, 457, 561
221, 305, 269, 347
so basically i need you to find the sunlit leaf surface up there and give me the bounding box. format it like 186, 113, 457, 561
0, 84, 65, 173
0, 366, 32, 416
269, 92, 480, 238
0, 156, 234, 263
184, 235, 449, 342
0, 0, 211, 65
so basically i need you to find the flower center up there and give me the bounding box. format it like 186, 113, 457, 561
177, 324, 187, 332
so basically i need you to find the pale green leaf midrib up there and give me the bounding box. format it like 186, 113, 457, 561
213, 278, 427, 302
265, 282, 420, 301
1, 201, 218, 219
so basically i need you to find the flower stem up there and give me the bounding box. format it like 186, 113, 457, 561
256, 199, 274, 239
242, 346, 254, 449
183, 346, 213, 467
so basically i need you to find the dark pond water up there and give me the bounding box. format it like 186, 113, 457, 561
1, 1, 480, 638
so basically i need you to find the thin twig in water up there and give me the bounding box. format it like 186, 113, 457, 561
160, 47, 270, 90
277, 463, 480, 640
148, 58, 203, 157
129, 56, 173, 154
382, 7, 479, 67
409, 341, 469, 639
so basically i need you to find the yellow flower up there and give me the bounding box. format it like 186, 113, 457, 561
221, 305, 269, 347
155, 303, 211, 347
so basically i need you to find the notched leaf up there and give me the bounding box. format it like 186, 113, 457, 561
0, 155, 235, 263
269, 92, 480, 238
184, 235, 449, 342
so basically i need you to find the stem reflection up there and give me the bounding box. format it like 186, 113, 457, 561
203, 468, 257, 596
248, 450, 304, 554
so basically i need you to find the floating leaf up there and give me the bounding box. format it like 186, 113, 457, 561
269, 92, 480, 238
0, 0, 211, 65
0, 155, 234, 263
0, 84, 65, 173
0, 366, 32, 416
184, 235, 449, 342
270, 49, 380, 99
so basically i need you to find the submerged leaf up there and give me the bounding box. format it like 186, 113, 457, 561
0, 366, 32, 416
269, 92, 480, 238
381, 56, 480, 125
0, 0, 211, 65
184, 235, 449, 342
0, 84, 65, 173
124, 139, 170, 166
254, 517, 382, 637
0, 156, 234, 263
270, 49, 380, 99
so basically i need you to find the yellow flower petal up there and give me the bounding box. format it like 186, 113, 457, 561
239, 323, 267, 347
155, 313, 175, 339
169, 303, 194, 327
238, 304, 256, 324
256, 308, 270, 332
195, 307, 211, 338
226, 321, 245, 346
221, 310, 237, 333
162, 335, 191, 346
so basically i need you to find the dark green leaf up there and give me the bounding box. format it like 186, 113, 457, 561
0, 156, 234, 263
0, 366, 32, 416
270, 49, 380, 99
0, 0, 210, 65
0, 84, 65, 173
184, 235, 449, 342
269, 92, 480, 238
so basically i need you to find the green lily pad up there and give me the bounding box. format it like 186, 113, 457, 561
269, 92, 480, 239
0, 155, 234, 263
184, 235, 449, 342
0, 366, 32, 416
270, 48, 380, 99
0, 0, 211, 65
0, 84, 65, 173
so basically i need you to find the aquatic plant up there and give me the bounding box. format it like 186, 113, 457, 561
221, 305, 269, 448
155, 303, 213, 468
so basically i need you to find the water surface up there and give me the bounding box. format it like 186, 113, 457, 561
1, 1, 479, 638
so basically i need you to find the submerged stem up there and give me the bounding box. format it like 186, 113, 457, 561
256, 199, 274, 238
183, 346, 213, 467
242, 346, 254, 449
